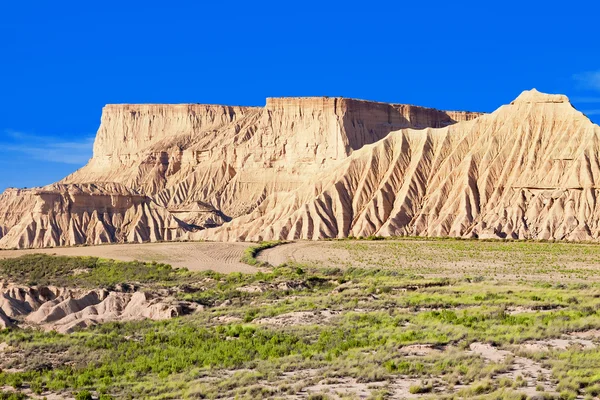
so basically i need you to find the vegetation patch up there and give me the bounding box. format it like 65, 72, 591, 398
2, 240, 600, 398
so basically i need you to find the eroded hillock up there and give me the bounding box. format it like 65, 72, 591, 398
0, 96, 482, 249
198, 90, 600, 242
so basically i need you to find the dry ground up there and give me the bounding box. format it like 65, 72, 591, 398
4, 238, 600, 399
0, 241, 255, 273
259, 239, 600, 282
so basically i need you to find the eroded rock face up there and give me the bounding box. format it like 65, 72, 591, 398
0, 96, 482, 249
0, 183, 187, 248
5, 90, 599, 248
64, 97, 482, 223
0, 282, 198, 333
198, 89, 600, 242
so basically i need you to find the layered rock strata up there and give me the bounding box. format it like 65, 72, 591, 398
6, 91, 598, 247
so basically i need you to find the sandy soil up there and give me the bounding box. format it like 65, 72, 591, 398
258, 240, 600, 281
258, 241, 352, 266
0, 241, 256, 273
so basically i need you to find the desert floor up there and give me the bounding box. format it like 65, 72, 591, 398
2, 238, 600, 399
0, 241, 255, 273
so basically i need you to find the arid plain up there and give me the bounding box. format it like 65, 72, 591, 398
1, 238, 600, 399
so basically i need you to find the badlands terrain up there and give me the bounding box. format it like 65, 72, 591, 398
7, 89, 600, 248
2, 90, 600, 399
2, 239, 600, 399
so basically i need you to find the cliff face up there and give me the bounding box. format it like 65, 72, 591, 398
92, 103, 259, 158
197, 90, 600, 242
0, 184, 187, 249
63, 97, 483, 226
7, 90, 600, 248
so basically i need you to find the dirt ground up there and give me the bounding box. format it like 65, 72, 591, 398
0, 241, 256, 273
258, 239, 600, 282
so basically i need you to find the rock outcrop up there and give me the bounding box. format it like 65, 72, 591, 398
0, 96, 482, 249
4, 90, 599, 247
0, 183, 187, 248
0, 282, 198, 333
198, 90, 600, 242
63, 97, 482, 222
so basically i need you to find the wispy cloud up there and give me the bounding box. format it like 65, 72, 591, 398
573, 70, 600, 92
1, 130, 94, 165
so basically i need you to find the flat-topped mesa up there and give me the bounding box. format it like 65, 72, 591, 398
263, 96, 483, 159
69, 97, 485, 190
7, 89, 600, 248
94, 103, 261, 158
265, 96, 482, 127
95, 98, 483, 159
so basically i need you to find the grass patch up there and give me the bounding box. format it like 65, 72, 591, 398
0, 254, 191, 288
3, 240, 600, 398
240, 240, 285, 267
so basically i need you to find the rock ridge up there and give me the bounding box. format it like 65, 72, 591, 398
4, 89, 599, 248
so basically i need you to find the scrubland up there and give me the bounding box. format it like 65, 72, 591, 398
2, 239, 600, 399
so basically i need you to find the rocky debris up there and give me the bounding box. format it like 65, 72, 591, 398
399, 344, 442, 356
0, 283, 199, 333
236, 280, 308, 294
256, 310, 339, 326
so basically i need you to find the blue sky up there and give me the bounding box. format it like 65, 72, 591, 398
1, 0, 599, 191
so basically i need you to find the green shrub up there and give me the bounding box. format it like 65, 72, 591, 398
408, 382, 433, 394
75, 390, 93, 400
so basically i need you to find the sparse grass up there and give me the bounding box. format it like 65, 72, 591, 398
3, 239, 600, 398
0, 254, 191, 288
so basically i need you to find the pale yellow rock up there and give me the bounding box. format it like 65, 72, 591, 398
0, 183, 188, 248
0, 283, 197, 333
0, 96, 479, 249
3, 90, 598, 248
197, 90, 600, 242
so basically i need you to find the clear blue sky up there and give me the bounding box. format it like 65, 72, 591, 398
1, 0, 599, 191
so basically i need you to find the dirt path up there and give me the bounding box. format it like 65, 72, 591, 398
0, 242, 256, 273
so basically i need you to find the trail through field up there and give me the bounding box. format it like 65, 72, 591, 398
0, 242, 256, 273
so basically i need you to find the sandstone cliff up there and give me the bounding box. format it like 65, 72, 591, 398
198, 90, 600, 242
64, 97, 481, 225
0, 183, 187, 248
9, 90, 599, 248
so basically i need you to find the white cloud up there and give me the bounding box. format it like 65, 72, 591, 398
1, 130, 94, 165
573, 71, 600, 92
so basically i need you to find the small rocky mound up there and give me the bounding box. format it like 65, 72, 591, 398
0, 282, 199, 333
